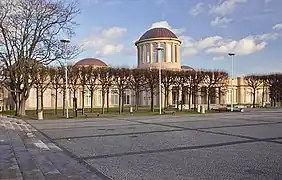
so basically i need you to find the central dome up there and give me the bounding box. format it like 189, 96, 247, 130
74, 58, 107, 67
139, 27, 178, 41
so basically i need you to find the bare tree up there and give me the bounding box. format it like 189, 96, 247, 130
79, 66, 88, 114
113, 68, 131, 114
128, 68, 145, 111
144, 68, 159, 112
190, 71, 205, 111
85, 66, 98, 112
34, 66, 51, 113
0, 0, 79, 115
203, 70, 228, 110
245, 75, 262, 108
68, 65, 80, 115
268, 73, 282, 106
97, 67, 113, 114
162, 70, 176, 109
49, 67, 62, 114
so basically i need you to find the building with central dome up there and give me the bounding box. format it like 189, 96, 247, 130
0, 26, 270, 112
135, 27, 181, 70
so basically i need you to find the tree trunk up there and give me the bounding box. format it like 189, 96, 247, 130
90, 89, 94, 113
176, 89, 179, 110
207, 92, 210, 110
19, 96, 26, 116
150, 89, 154, 112
135, 91, 139, 111
253, 90, 256, 108
262, 85, 265, 107
164, 87, 168, 109
82, 87, 85, 115
188, 88, 191, 110
62, 91, 65, 116
36, 87, 39, 113
101, 92, 105, 114
55, 88, 58, 115
40, 89, 44, 111
181, 88, 184, 111
118, 91, 122, 114
106, 89, 109, 113
121, 91, 125, 113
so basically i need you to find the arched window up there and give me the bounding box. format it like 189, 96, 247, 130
140, 45, 144, 63
146, 44, 150, 63
152, 43, 158, 63
174, 45, 178, 62
167, 43, 172, 62
160, 43, 166, 62
171, 43, 174, 62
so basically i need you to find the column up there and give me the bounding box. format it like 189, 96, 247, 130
164, 42, 168, 63
137, 46, 140, 65
150, 43, 153, 64
171, 43, 175, 63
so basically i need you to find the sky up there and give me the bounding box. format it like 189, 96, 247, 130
70, 0, 282, 77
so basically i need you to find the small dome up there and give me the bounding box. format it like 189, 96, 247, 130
181, 65, 194, 71
139, 27, 178, 41
75, 58, 107, 67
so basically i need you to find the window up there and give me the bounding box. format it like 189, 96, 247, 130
167, 43, 171, 62
123, 90, 131, 105
171, 44, 174, 62
111, 90, 119, 105
85, 90, 91, 106
160, 43, 166, 62
97, 90, 102, 106
174, 45, 178, 62
146, 44, 150, 63
140, 45, 144, 63
152, 43, 158, 63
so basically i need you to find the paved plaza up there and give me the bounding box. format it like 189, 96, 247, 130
1, 108, 282, 180
24, 108, 282, 180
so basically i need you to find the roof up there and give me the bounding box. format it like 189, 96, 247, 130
74, 58, 107, 67
181, 65, 194, 71
139, 27, 178, 41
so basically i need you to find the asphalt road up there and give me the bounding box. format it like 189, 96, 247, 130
27, 108, 282, 180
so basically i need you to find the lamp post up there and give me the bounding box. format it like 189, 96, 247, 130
228, 53, 235, 112
156, 46, 164, 115
61, 39, 70, 118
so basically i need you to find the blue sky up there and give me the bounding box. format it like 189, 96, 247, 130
71, 0, 282, 77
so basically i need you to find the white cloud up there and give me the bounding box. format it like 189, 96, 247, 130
179, 32, 279, 57
81, 26, 127, 57
210, 0, 248, 16
150, 21, 186, 35
212, 56, 225, 61
211, 16, 232, 27
189, 2, 205, 17
205, 37, 267, 55
273, 23, 282, 30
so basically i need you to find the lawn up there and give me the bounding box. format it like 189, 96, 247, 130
0, 106, 220, 120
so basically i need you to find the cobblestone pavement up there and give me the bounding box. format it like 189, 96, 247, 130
0, 116, 106, 180
26, 108, 282, 180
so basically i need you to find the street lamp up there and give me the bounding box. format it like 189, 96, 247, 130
228, 53, 235, 112
61, 39, 70, 118
156, 46, 164, 115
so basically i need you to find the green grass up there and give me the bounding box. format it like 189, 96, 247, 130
0, 107, 221, 120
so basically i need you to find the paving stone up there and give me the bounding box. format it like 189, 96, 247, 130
0, 145, 22, 180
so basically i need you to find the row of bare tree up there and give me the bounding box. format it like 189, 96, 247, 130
33, 65, 229, 114
245, 74, 282, 107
